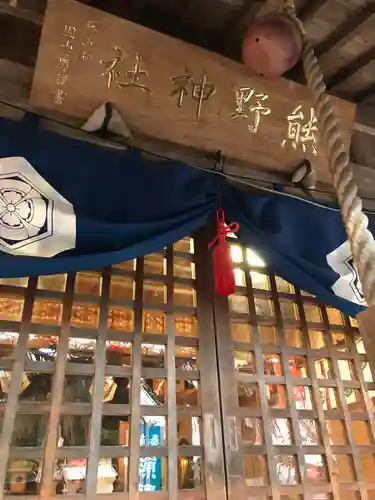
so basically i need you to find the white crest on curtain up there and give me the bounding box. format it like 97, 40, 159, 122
326, 240, 366, 306
0, 157, 76, 257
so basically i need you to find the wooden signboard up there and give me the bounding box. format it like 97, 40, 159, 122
30, 0, 356, 185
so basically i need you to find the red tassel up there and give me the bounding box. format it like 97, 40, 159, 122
208, 208, 239, 296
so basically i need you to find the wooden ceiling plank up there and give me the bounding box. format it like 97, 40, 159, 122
297, 0, 329, 22
328, 45, 375, 91
0, 0, 43, 22
315, 3, 375, 59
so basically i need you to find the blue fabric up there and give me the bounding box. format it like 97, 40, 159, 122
220, 180, 369, 317
0, 116, 216, 276
0, 115, 372, 318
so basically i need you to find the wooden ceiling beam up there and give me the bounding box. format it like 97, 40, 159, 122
316, 3, 375, 59
328, 45, 375, 91
297, 0, 329, 22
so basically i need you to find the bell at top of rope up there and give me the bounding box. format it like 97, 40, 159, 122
208, 208, 239, 296
242, 13, 302, 78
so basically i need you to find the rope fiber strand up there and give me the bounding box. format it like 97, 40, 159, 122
283, 0, 375, 306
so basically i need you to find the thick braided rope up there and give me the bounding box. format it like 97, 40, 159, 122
284, 0, 375, 306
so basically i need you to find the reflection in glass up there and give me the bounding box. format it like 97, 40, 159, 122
294, 386, 313, 410
241, 418, 263, 445
229, 294, 249, 314
238, 383, 260, 408
234, 351, 255, 374
259, 325, 277, 345
178, 416, 201, 446
300, 420, 320, 445
270, 419, 293, 445
334, 455, 356, 481
305, 455, 327, 483
244, 456, 268, 486
75, 272, 101, 296
144, 254, 166, 275
267, 385, 287, 409
326, 420, 347, 445
231, 321, 252, 343
275, 455, 299, 485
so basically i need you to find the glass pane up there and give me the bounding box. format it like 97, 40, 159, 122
178, 416, 201, 446
108, 307, 134, 332
304, 304, 322, 323
289, 356, 308, 377
229, 294, 249, 314
326, 308, 344, 325
295, 386, 313, 410
260, 325, 278, 345
275, 455, 299, 485
345, 389, 365, 412
338, 360, 357, 381
238, 383, 260, 408
142, 378, 167, 406
174, 284, 196, 307
60, 415, 91, 446
139, 456, 166, 491
11, 414, 47, 446
360, 454, 375, 480
142, 344, 165, 367
255, 297, 274, 317
143, 311, 165, 334
305, 455, 327, 483
299, 420, 320, 445
250, 272, 270, 290
0, 331, 19, 360
275, 276, 294, 293
38, 274, 67, 292
174, 315, 197, 337
27, 334, 58, 363
230, 245, 243, 263
264, 354, 282, 375
110, 276, 134, 301
174, 237, 194, 254
246, 249, 266, 268
321, 388, 340, 411
352, 421, 373, 445
332, 332, 349, 352
231, 321, 252, 343
309, 330, 326, 349
244, 456, 268, 486
97, 457, 127, 493
32, 300, 62, 325
144, 253, 166, 275
270, 419, 293, 445
279, 300, 299, 321
176, 379, 199, 407
234, 268, 246, 287
326, 420, 347, 445
75, 271, 101, 296
267, 385, 287, 409
285, 328, 304, 348
5, 459, 42, 495
106, 341, 132, 366
235, 351, 255, 373
178, 456, 202, 490
362, 362, 373, 382
174, 257, 195, 279
63, 375, 93, 403
175, 345, 198, 371
143, 281, 166, 304
113, 259, 135, 271
315, 358, 333, 379
334, 455, 356, 481
71, 303, 99, 329
0, 277, 28, 287
242, 418, 263, 445
140, 417, 167, 446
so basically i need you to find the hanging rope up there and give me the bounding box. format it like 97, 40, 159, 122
283, 0, 375, 306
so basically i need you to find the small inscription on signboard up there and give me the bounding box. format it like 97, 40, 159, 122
30, 0, 356, 184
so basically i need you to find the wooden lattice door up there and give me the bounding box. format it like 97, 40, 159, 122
214, 235, 375, 500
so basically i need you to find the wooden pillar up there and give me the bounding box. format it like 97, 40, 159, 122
357, 306, 375, 380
